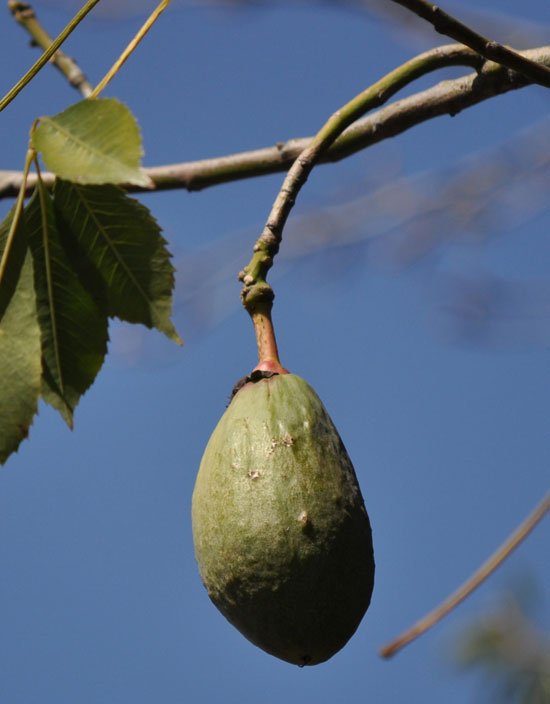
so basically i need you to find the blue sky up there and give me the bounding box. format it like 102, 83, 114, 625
0, 2, 549, 702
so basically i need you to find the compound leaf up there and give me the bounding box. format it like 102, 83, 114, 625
54, 179, 181, 344
26, 185, 109, 426
0, 209, 41, 464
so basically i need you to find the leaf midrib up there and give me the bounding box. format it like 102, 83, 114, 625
39, 116, 137, 175
72, 185, 158, 316
37, 182, 65, 397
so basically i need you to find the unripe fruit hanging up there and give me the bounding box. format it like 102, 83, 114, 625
192, 372, 375, 666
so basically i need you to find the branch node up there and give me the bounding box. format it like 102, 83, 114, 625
241, 281, 275, 309
260, 229, 279, 248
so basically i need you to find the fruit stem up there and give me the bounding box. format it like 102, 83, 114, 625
250, 301, 289, 375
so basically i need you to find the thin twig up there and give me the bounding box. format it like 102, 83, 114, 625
8, 1, 93, 98
89, 0, 171, 99
0, 0, 101, 112
1, 44, 548, 201
379, 492, 550, 659
389, 0, 550, 87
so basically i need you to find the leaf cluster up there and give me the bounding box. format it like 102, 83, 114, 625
0, 98, 180, 464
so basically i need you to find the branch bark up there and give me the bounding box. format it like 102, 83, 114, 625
1, 45, 549, 201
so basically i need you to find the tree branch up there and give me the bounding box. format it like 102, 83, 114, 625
237, 44, 482, 316
8, 1, 93, 98
237, 40, 524, 365
388, 0, 550, 87
379, 492, 550, 658
1, 45, 549, 201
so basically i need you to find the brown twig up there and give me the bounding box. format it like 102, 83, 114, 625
1, 44, 549, 201
389, 0, 550, 87
8, 1, 93, 98
379, 492, 550, 658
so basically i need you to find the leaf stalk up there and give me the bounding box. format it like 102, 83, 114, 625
0, 0, 101, 113
89, 0, 171, 99
8, 1, 93, 98
0, 147, 34, 287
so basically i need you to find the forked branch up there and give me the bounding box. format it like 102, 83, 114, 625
237, 39, 550, 314
237, 43, 488, 365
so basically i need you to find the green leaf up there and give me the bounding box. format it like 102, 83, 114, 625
25, 185, 109, 426
0, 211, 41, 464
31, 98, 152, 187
53, 179, 181, 344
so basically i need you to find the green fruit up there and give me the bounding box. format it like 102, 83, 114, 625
192, 373, 375, 666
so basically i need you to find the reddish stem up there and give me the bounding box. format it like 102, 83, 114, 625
251, 307, 289, 375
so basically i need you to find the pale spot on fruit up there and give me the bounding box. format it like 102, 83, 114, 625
268, 434, 295, 454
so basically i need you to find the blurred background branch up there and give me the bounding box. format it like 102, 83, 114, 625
456, 589, 550, 703
34, 0, 550, 50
